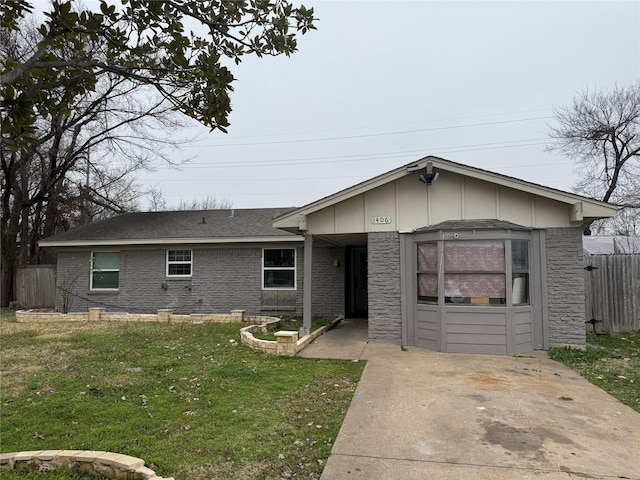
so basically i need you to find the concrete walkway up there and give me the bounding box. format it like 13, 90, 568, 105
298, 318, 369, 360
299, 322, 640, 480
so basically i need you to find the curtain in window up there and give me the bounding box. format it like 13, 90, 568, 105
444, 241, 505, 302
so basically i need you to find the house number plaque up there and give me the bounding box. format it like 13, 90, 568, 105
370, 216, 392, 224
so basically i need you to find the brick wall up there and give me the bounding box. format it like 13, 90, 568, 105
55, 245, 343, 317
545, 227, 586, 346
56, 251, 91, 312
310, 246, 345, 318
368, 232, 402, 341
191, 248, 263, 314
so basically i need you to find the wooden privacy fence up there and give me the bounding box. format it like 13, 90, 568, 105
14, 264, 56, 309
584, 255, 640, 333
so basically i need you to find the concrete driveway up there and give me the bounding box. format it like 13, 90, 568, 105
302, 330, 640, 480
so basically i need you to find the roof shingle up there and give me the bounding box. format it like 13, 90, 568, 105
40, 208, 298, 244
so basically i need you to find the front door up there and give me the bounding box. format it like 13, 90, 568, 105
346, 246, 368, 317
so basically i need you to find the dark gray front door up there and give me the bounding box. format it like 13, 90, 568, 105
347, 246, 368, 317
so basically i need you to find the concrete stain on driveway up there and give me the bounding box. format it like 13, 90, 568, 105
317, 343, 640, 480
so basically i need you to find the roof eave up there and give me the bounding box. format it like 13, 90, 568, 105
581, 203, 619, 219
39, 235, 304, 248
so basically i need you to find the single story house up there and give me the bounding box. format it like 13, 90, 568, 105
40, 156, 617, 354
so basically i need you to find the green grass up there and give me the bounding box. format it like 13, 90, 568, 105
549, 331, 640, 413
252, 317, 333, 341
0, 311, 365, 480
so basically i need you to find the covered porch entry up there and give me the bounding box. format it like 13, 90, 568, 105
301, 234, 369, 336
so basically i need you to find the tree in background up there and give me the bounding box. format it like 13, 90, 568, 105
547, 82, 640, 235
0, 0, 317, 307
147, 187, 232, 211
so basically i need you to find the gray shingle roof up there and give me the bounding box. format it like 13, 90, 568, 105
40, 208, 298, 245
415, 219, 531, 232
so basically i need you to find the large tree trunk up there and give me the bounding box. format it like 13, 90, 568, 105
1, 153, 18, 307
1, 232, 17, 307
1, 203, 21, 307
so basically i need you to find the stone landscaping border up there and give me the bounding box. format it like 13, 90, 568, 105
0, 450, 173, 479
16, 308, 252, 324
15, 308, 340, 357
240, 317, 342, 356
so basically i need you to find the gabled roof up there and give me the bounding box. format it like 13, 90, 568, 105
273, 156, 618, 229
39, 208, 301, 247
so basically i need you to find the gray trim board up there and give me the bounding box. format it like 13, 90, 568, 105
400, 233, 411, 346
531, 230, 549, 350
302, 234, 313, 336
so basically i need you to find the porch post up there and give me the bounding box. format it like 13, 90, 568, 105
301, 233, 313, 337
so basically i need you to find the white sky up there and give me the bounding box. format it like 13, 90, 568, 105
137, 0, 640, 210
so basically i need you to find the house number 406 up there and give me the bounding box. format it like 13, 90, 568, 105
371, 216, 392, 224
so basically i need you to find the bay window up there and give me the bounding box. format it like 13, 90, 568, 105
417, 237, 530, 306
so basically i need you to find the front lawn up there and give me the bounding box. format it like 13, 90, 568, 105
549, 331, 640, 413
0, 310, 365, 480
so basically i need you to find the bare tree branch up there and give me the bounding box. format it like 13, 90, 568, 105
547, 82, 640, 235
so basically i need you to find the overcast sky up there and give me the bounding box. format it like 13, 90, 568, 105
137, 0, 640, 210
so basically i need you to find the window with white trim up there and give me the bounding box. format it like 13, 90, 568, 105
263, 248, 296, 289
167, 249, 192, 277
91, 251, 119, 290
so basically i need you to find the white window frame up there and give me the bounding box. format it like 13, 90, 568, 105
90, 251, 120, 291
166, 249, 193, 277
262, 248, 296, 290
